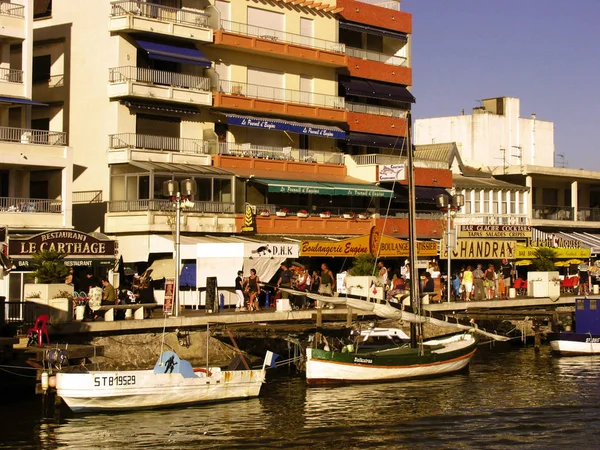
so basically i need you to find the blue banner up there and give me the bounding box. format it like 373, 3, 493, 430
225, 115, 346, 139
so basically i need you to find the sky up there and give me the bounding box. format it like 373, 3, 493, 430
404, 0, 600, 170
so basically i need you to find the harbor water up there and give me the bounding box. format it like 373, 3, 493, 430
2, 344, 600, 449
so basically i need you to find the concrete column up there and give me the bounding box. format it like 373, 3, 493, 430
572, 180, 578, 221
526, 175, 533, 218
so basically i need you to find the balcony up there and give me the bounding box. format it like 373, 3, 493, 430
108, 133, 212, 166
356, 0, 401, 11
336, 0, 411, 35
0, 126, 67, 146
109, 0, 212, 43
345, 47, 412, 85
0, 2, 25, 40
214, 20, 347, 67
351, 154, 446, 169
32, 74, 66, 103
105, 199, 237, 234
456, 214, 529, 226
346, 102, 407, 136
346, 47, 407, 67
214, 80, 346, 122
108, 66, 212, 106
0, 196, 66, 229
217, 142, 344, 165
0, 67, 25, 97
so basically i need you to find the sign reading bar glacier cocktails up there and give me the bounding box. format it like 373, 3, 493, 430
458, 225, 532, 238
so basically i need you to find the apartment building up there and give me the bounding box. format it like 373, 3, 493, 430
1, 0, 74, 299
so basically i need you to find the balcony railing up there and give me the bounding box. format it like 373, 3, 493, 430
219, 19, 345, 54
33, 74, 64, 87
346, 101, 408, 119
108, 199, 235, 214
0, 126, 67, 145
109, 66, 211, 91
218, 142, 344, 165
0, 2, 25, 17
109, 133, 208, 154
0, 197, 62, 213
457, 214, 529, 225
356, 0, 401, 11
351, 154, 447, 169
532, 205, 574, 221
0, 67, 23, 84
218, 79, 345, 109
576, 207, 600, 222
346, 47, 407, 66
110, 0, 210, 28
72, 190, 103, 204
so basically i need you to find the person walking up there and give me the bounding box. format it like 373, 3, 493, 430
246, 269, 261, 312
318, 263, 335, 309
484, 264, 496, 300
235, 270, 245, 312
462, 265, 474, 301
500, 259, 514, 299
473, 264, 485, 301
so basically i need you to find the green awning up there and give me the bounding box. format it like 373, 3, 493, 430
253, 179, 393, 198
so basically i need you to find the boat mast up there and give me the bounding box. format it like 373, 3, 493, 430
406, 112, 422, 350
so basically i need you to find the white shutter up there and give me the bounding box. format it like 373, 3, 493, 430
247, 67, 284, 101
300, 17, 313, 47
300, 75, 313, 105
247, 7, 284, 40
215, 0, 231, 29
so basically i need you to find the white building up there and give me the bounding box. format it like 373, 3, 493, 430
414, 96, 554, 169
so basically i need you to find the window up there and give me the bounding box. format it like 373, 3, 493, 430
34, 0, 52, 19
300, 17, 313, 47
464, 190, 472, 215
474, 190, 481, 214
492, 191, 498, 214
32, 55, 51, 83
300, 75, 313, 105
591, 299, 598, 311
136, 114, 181, 150
509, 191, 516, 214
518, 191, 524, 214
247, 67, 284, 101
247, 7, 284, 40
501, 191, 508, 214
577, 299, 585, 310
215, 0, 231, 29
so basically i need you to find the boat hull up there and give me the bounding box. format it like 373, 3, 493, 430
306, 334, 477, 385
56, 368, 265, 412
547, 332, 600, 356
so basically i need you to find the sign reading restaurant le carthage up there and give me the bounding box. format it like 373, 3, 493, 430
9, 230, 117, 268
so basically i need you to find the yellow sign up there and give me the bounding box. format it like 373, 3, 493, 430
441, 239, 517, 259
300, 234, 437, 258
240, 204, 256, 233
458, 225, 532, 239
516, 245, 590, 259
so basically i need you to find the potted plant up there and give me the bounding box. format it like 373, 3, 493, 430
319, 211, 332, 218
258, 208, 271, 217
343, 212, 356, 219
276, 207, 289, 217
297, 209, 309, 218
24, 250, 74, 323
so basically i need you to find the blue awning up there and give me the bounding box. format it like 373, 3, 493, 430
135, 39, 212, 67
253, 178, 393, 198
0, 96, 47, 106
224, 114, 346, 139
339, 21, 408, 41
339, 77, 416, 103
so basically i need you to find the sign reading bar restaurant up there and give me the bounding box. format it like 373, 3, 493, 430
440, 239, 517, 259
9, 230, 117, 268
458, 225, 532, 239
301, 229, 437, 258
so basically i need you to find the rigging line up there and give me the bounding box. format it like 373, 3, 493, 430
372, 120, 410, 277
0, 363, 39, 371
0, 367, 38, 378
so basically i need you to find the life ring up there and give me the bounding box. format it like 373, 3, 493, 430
193, 367, 213, 377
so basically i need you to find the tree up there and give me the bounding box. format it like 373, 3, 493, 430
533, 247, 557, 271
31, 250, 70, 284
349, 253, 377, 276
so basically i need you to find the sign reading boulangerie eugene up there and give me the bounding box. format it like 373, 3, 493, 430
9, 230, 117, 267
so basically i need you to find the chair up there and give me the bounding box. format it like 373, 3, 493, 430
27, 314, 50, 347
513, 278, 524, 295
522, 280, 528, 296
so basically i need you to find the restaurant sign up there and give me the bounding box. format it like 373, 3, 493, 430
458, 225, 532, 239
9, 230, 117, 269
301, 228, 437, 258
516, 245, 590, 259
440, 239, 517, 259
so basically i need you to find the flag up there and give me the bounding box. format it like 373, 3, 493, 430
264, 351, 280, 369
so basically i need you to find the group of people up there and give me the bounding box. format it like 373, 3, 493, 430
234, 263, 337, 312
451, 259, 515, 301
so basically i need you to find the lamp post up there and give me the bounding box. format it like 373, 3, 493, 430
435, 193, 464, 302
163, 179, 197, 317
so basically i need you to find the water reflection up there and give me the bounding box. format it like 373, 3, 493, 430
3, 347, 600, 449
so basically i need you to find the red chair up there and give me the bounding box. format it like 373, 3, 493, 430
513, 278, 524, 295
27, 314, 50, 347
522, 280, 528, 296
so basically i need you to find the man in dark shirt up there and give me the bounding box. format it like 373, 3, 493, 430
500, 259, 514, 299
277, 264, 293, 300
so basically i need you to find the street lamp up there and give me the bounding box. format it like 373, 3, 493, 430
163, 179, 197, 317
435, 193, 464, 302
